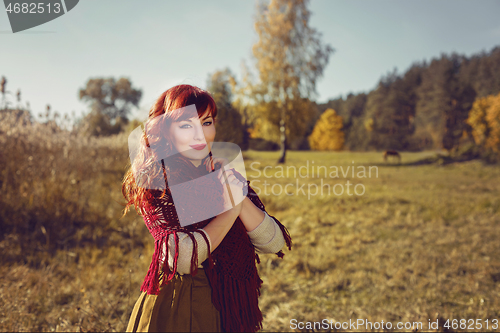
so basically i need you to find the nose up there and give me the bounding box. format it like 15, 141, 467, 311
193, 123, 205, 142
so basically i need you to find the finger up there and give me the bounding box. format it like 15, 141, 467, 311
224, 174, 236, 184
214, 157, 227, 166
219, 168, 232, 178
220, 171, 232, 184
230, 173, 239, 182
230, 177, 242, 186
231, 181, 243, 188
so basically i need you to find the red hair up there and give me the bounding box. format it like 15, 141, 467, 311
121, 84, 218, 217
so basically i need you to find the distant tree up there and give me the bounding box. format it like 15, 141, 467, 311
317, 97, 343, 116
460, 47, 500, 98
317, 93, 368, 151
78, 77, 142, 136
363, 70, 397, 150
440, 56, 476, 151
252, 0, 333, 162
415, 55, 476, 151
367, 66, 421, 150
206, 68, 247, 149
467, 92, 500, 155
295, 101, 321, 150
308, 108, 344, 151
250, 96, 318, 150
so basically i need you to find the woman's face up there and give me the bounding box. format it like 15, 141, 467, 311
168, 109, 216, 166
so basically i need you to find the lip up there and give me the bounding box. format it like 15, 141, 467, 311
189, 144, 206, 150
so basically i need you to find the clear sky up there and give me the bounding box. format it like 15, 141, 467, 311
1, 0, 499, 122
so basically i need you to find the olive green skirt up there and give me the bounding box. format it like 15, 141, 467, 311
126, 268, 221, 332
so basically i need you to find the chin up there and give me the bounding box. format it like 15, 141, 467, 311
181, 149, 209, 161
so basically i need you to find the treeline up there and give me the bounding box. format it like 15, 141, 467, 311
2, 46, 499, 159
317, 46, 500, 152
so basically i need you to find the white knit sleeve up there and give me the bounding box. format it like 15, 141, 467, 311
246, 211, 285, 254
159, 229, 212, 275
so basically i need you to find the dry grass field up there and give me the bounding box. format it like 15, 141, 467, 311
1, 111, 500, 332
249, 150, 500, 332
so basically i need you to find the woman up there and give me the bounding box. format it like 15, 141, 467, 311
121, 84, 291, 332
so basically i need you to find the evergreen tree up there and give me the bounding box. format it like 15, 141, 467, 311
317, 47, 500, 152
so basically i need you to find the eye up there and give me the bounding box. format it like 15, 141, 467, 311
179, 121, 212, 128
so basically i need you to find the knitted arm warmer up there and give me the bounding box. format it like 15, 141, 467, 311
160, 211, 285, 275
246, 211, 286, 254
159, 229, 212, 275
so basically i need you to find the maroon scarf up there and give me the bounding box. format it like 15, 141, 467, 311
138, 154, 292, 332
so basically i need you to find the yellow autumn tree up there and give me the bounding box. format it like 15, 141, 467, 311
252, 0, 334, 162
308, 108, 345, 151
467, 92, 500, 153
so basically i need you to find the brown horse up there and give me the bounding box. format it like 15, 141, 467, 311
383, 150, 401, 163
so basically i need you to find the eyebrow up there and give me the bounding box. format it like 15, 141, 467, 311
181, 115, 212, 122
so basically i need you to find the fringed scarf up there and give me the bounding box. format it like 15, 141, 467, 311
138, 154, 292, 332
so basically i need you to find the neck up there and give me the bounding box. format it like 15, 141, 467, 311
189, 159, 202, 167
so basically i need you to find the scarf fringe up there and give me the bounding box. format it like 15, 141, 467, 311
205, 264, 264, 332
140, 229, 212, 295
140, 237, 164, 295
267, 214, 293, 259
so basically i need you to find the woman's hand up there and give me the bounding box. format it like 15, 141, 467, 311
217, 167, 245, 215
210, 156, 229, 171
